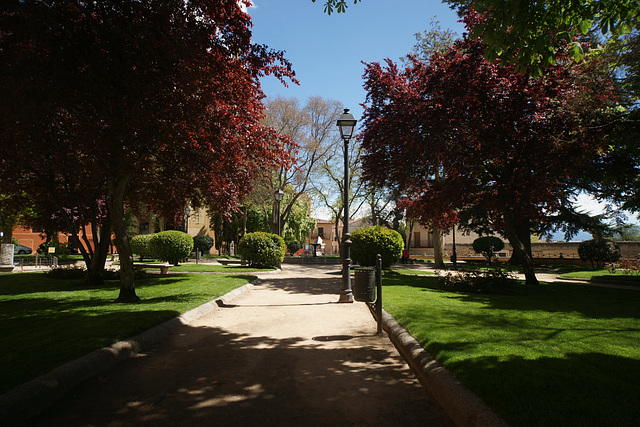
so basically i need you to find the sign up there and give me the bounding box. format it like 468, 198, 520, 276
48, 247, 56, 254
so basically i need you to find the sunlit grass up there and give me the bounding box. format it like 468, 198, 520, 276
0, 272, 253, 394
561, 269, 640, 283
382, 274, 640, 426
168, 263, 275, 273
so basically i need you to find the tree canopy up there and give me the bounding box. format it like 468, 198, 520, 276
0, 0, 295, 300
360, 13, 617, 284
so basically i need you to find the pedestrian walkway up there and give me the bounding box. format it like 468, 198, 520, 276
29, 264, 454, 426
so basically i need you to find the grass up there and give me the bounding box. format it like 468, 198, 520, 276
0, 272, 254, 394
168, 264, 276, 273
381, 273, 640, 426
390, 268, 435, 275
561, 269, 640, 284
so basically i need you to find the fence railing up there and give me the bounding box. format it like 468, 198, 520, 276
15, 255, 58, 270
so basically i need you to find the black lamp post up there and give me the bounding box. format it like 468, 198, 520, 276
184, 206, 191, 234
337, 108, 356, 303
274, 188, 284, 236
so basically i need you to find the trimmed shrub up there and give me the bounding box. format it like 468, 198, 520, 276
578, 239, 621, 269
148, 230, 194, 265
193, 235, 214, 254
440, 268, 516, 294
473, 236, 505, 264
285, 240, 301, 255
238, 232, 285, 268
351, 226, 404, 268
38, 241, 70, 256
131, 234, 155, 261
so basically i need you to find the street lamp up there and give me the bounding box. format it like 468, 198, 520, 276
337, 108, 357, 303
184, 206, 191, 234
274, 188, 284, 236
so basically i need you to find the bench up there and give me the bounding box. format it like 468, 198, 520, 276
216, 259, 248, 266
133, 262, 173, 274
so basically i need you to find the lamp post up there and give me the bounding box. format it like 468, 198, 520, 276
184, 206, 191, 234
451, 224, 457, 267
337, 108, 356, 303
274, 188, 284, 236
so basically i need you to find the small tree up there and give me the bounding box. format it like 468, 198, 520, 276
131, 234, 155, 261
578, 239, 621, 270
473, 236, 505, 265
285, 240, 302, 256
238, 232, 285, 268
351, 226, 404, 268
193, 235, 214, 255
148, 231, 194, 265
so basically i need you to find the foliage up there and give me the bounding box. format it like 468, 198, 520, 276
285, 240, 302, 255
443, 0, 640, 76
193, 235, 214, 254
402, 17, 458, 65
257, 96, 342, 235
131, 234, 155, 261
44, 265, 88, 280
608, 258, 640, 276
148, 231, 194, 265
351, 226, 404, 268
472, 236, 505, 264
313, 0, 361, 14
360, 13, 616, 285
238, 232, 285, 268
11, 237, 18, 247
439, 268, 516, 294
38, 241, 70, 256
578, 239, 622, 269
0, 0, 295, 300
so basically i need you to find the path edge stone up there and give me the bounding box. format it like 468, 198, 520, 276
0, 282, 256, 424
379, 308, 510, 427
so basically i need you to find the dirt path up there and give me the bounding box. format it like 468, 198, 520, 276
29, 264, 453, 426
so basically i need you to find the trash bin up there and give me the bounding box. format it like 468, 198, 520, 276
353, 268, 376, 302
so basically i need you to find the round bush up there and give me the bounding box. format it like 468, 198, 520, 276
285, 240, 301, 255
148, 230, 194, 264
578, 239, 621, 269
131, 234, 155, 260
193, 235, 214, 254
351, 226, 404, 268
472, 236, 505, 264
238, 232, 285, 268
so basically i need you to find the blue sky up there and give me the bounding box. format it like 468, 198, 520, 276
249, 0, 465, 121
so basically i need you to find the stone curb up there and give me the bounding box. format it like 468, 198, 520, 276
379, 308, 510, 427
0, 282, 256, 424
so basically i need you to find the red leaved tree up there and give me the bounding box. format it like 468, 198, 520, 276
0, 0, 296, 300
360, 14, 614, 285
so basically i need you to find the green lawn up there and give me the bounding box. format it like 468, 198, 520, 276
561, 269, 640, 284
0, 272, 254, 394
382, 274, 640, 427
168, 263, 275, 273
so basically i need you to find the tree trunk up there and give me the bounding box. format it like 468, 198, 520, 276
433, 226, 445, 269
504, 212, 539, 285
109, 174, 139, 302
86, 220, 112, 286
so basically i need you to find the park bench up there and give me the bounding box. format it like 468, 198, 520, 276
216, 258, 248, 266
133, 262, 173, 274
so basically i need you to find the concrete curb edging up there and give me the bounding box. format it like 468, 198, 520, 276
0, 282, 256, 424
380, 309, 509, 427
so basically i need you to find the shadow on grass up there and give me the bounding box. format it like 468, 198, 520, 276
441, 351, 640, 426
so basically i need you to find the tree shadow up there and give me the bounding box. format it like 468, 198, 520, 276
439, 352, 640, 426
29, 324, 453, 427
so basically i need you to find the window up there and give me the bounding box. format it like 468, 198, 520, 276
318, 227, 324, 238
